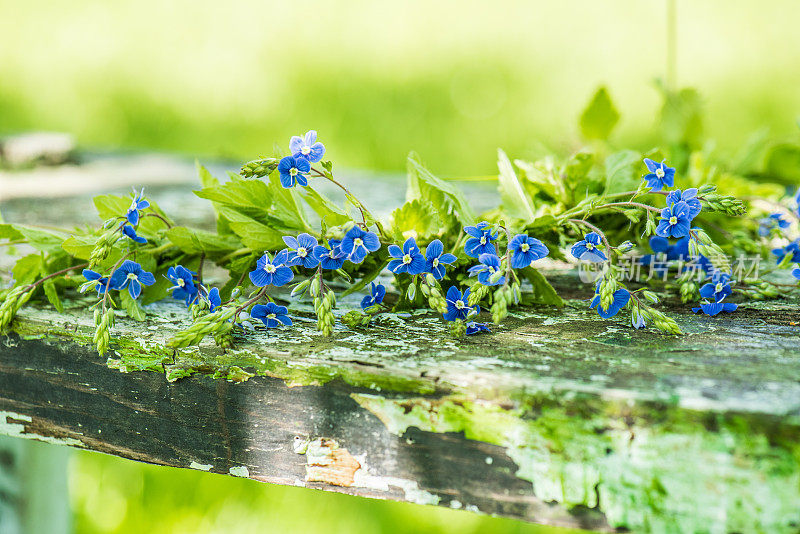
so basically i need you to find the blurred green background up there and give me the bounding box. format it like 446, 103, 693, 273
3, 1, 799, 532
2, 0, 800, 175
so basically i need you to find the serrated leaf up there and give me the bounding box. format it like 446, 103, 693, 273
194, 179, 273, 216
497, 149, 535, 220
604, 150, 641, 194
196, 161, 220, 188
216, 207, 286, 250
390, 199, 441, 239
265, 173, 311, 232
297, 186, 351, 227
12, 254, 43, 285
120, 290, 147, 321
522, 267, 563, 307
43, 279, 64, 313
166, 226, 242, 255
61, 234, 98, 259
406, 152, 476, 226
580, 87, 620, 141
93, 194, 171, 236
14, 226, 65, 254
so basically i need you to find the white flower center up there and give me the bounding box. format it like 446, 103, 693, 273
586, 242, 595, 250
297, 247, 307, 257
432, 258, 439, 267
126, 273, 138, 281
301, 146, 311, 155
479, 236, 486, 245
655, 167, 665, 178
455, 300, 465, 309
267, 313, 276, 319
290, 167, 298, 176
177, 278, 185, 287
402, 253, 412, 264
715, 282, 724, 293
353, 238, 363, 247
669, 216, 678, 225
520, 243, 530, 252
265, 264, 276, 273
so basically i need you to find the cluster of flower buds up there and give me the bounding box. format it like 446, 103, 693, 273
0, 285, 32, 332
240, 158, 278, 179
697, 185, 747, 216
93, 308, 115, 355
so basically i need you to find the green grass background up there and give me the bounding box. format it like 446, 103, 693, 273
4, 1, 800, 532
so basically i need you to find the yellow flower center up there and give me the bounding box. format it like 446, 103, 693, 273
432, 258, 439, 267
586, 242, 594, 250
126, 273, 138, 281
655, 167, 665, 178
353, 238, 363, 247
715, 282, 724, 293
520, 243, 530, 252
455, 300, 465, 309
265, 264, 276, 273
301, 146, 311, 155
177, 278, 185, 287
669, 216, 678, 225
402, 253, 412, 264
290, 167, 298, 176
267, 313, 276, 319
479, 236, 486, 245
297, 247, 307, 257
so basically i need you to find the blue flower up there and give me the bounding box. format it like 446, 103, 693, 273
277, 156, 310, 188
109, 260, 156, 299
772, 241, 800, 264
207, 287, 221, 312
692, 301, 738, 316
466, 321, 490, 335
571, 232, 606, 262
699, 272, 732, 302
467, 253, 505, 286
792, 266, 800, 280
283, 233, 320, 269
361, 282, 386, 310
631, 312, 646, 329
656, 201, 693, 238
166, 265, 197, 306
249, 250, 294, 287
122, 224, 147, 244
313, 239, 347, 270
464, 221, 498, 258
290, 130, 325, 163
388, 237, 426, 275
443, 286, 478, 322
795, 189, 800, 217
250, 302, 292, 328
508, 234, 549, 269
642, 158, 675, 191
81, 269, 110, 296
424, 239, 457, 280
340, 226, 381, 264
758, 213, 791, 237
589, 285, 631, 318
666, 188, 701, 219
125, 189, 149, 226
640, 236, 690, 264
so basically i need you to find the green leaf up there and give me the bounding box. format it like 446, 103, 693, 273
497, 149, 535, 220
196, 161, 220, 188
220, 253, 258, 301
390, 199, 441, 239
297, 186, 351, 227
0, 223, 24, 241
12, 254, 44, 285
120, 290, 147, 321
522, 267, 564, 307
194, 179, 273, 218
406, 152, 476, 226
580, 87, 620, 141
604, 150, 641, 194
61, 235, 98, 259
14, 226, 65, 254
216, 207, 286, 250
43, 279, 64, 313
265, 173, 311, 232
166, 226, 242, 255
141, 268, 173, 306
93, 194, 171, 236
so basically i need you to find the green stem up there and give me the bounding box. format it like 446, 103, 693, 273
567, 218, 611, 251
26, 263, 89, 290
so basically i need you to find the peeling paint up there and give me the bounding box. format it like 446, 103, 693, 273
228, 465, 250, 478
189, 461, 213, 471
1, 410, 84, 448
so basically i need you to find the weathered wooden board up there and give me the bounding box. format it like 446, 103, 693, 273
1, 158, 800, 533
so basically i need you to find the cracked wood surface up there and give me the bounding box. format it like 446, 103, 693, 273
2, 155, 800, 533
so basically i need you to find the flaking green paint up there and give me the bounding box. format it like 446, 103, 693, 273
351, 393, 800, 533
